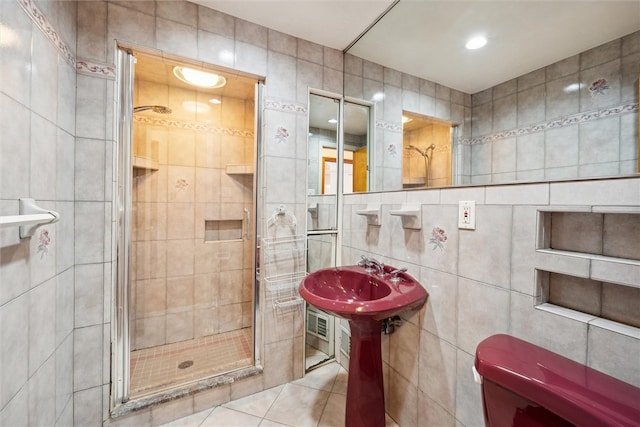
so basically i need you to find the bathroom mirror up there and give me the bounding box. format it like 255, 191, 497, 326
343, 1, 640, 192
307, 93, 372, 231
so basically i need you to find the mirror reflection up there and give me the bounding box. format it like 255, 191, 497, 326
307, 93, 372, 231
402, 112, 454, 188
343, 2, 639, 192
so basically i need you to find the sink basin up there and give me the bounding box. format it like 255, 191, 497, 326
299, 264, 428, 427
299, 265, 428, 321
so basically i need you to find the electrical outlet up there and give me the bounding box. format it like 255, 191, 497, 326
458, 201, 476, 230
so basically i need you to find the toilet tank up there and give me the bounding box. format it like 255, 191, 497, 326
475, 334, 640, 427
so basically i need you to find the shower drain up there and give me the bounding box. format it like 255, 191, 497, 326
178, 360, 194, 369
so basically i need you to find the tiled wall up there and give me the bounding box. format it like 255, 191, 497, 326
131, 77, 255, 350
0, 0, 76, 425
468, 31, 639, 184
342, 176, 640, 426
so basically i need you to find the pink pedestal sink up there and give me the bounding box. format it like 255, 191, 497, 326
299, 265, 428, 427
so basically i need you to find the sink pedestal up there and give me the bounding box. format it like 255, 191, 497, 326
346, 319, 385, 427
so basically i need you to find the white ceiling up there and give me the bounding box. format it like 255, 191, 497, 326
192, 0, 640, 94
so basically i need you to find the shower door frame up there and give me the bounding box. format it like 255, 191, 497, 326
111, 45, 264, 411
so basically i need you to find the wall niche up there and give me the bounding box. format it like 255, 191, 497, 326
535, 209, 640, 332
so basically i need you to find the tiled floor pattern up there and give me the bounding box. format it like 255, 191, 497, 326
305, 345, 332, 371
160, 362, 400, 427
131, 328, 253, 396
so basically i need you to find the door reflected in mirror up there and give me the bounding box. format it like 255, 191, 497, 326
402, 112, 455, 189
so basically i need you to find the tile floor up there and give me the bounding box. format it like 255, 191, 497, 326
131, 328, 253, 396
159, 362, 400, 427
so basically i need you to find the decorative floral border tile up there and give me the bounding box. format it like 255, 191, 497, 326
77, 58, 116, 80
18, 0, 75, 69
134, 116, 255, 138
458, 102, 638, 145
376, 120, 403, 133
265, 98, 307, 114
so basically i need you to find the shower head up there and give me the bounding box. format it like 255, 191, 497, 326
133, 105, 172, 114
405, 145, 426, 156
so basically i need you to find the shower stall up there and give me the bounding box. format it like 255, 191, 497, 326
112, 47, 262, 405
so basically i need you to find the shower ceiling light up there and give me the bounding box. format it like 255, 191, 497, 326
173, 66, 226, 88
465, 36, 487, 50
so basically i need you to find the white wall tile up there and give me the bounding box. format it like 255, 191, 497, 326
456, 278, 509, 355
28, 354, 56, 426
0, 94, 31, 199
75, 263, 104, 328
74, 325, 103, 392
0, 294, 29, 409
29, 278, 57, 376
75, 202, 105, 264
588, 324, 640, 388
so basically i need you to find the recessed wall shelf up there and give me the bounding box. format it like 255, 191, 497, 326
534, 208, 640, 338
225, 164, 253, 175
355, 204, 381, 226
389, 204, 422, 229
132, 156, 159, 171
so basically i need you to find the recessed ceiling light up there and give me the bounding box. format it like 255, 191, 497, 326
465, 36, 487, 50
173, 66, 226, 88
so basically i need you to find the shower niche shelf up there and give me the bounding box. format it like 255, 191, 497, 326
225, 164, 253, 175
133, 139, 159, 170
133, 156, 159, 171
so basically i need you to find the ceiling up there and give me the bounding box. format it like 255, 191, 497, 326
192, 0, 640, 94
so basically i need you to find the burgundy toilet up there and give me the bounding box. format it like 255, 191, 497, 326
475, 334, 640, 427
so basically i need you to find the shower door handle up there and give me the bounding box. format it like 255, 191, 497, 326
244, 208, 251, 240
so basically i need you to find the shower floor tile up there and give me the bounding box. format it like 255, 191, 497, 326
130, 328, 253, 397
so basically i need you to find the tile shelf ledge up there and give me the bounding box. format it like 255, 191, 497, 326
389, 204, 422, 229
355, 204, 381, 226
535, 303, 640, 340
225, 164, 254, 175
535, 248, 640, 290
133, 155, 159, 171
536, 248, 640, 266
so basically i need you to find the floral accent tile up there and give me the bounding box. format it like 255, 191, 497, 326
589, 78, 609, 97
175, 178, 189, 191
264, 99, 307, 114
387, 143, 398, 157
429, 226, 447, 251
275, 127, 289, 143
38, 228, 51, 258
